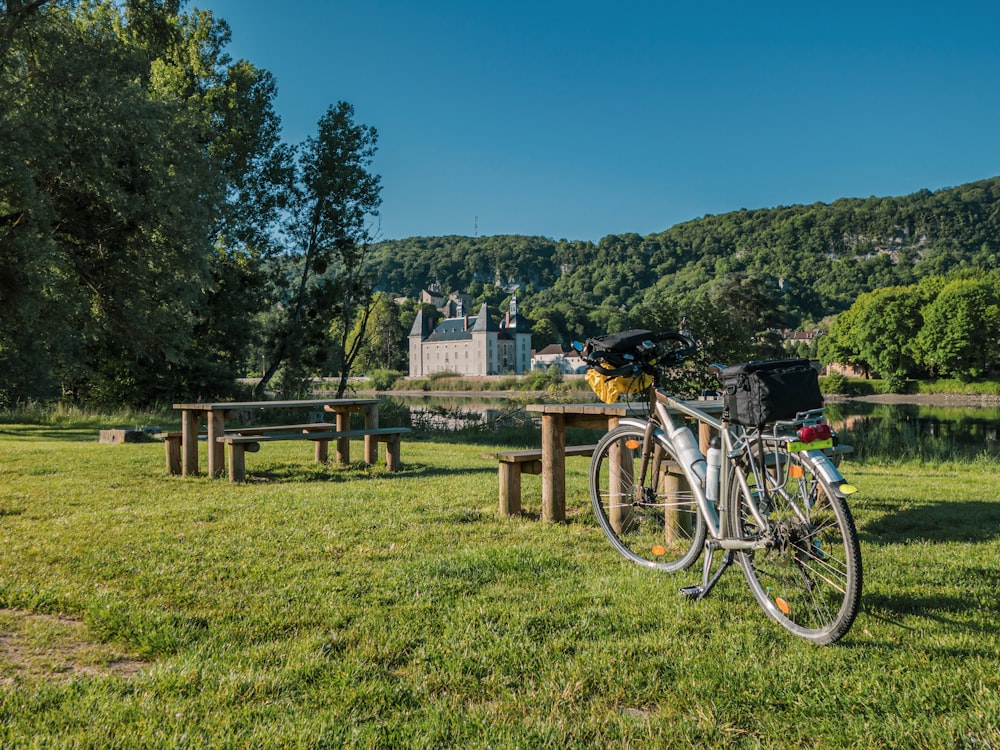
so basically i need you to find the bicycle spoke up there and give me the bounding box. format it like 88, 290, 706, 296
590, 426, 705, 572
730, 450, 861, 644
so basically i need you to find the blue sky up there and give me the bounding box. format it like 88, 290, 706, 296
198, 0, 1000, 242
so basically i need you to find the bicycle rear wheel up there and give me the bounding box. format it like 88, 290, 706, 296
590, 424, 706, 572
728, 449, 862, 644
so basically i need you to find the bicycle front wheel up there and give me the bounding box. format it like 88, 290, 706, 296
590, 424, 706, 572
728, 449, 862, 644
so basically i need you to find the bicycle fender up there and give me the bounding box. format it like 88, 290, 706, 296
618, 417, 655, 433
805, 450, 857, 498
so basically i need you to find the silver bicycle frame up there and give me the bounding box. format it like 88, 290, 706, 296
631, 393, 854, 552
621, 391, 851, 552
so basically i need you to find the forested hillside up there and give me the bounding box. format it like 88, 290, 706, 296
369, 177, 1000, 345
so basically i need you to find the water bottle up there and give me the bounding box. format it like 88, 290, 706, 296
705, 436, 722, 504
669, 426, 706, 484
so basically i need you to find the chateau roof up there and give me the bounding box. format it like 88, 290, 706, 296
408, 309, 435, 338
424, 304, 513, 342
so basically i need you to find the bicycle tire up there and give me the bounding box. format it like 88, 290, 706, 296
728, 448, 862, 644
590, 424, 707, 572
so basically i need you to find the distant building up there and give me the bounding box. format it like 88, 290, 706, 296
408, 297, 532, 377
420, 286, 472, 319
531, 344, 587, 374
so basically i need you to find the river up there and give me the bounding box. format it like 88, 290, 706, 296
366, 390, 1000, 462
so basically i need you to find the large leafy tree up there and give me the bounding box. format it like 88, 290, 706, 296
851, 286, 927, 384
917, 277, 1000, 380
1, 0, 214, 404
350, 291, 405, 373
819, 286, 928, 387
0, 0, 291, 406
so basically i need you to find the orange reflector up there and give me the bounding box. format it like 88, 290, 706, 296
788, 465, 805, 479
651, 545, 667, 556
625, 439, 641, 449
775, 597, 792, 615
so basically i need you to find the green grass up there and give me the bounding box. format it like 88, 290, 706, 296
1, 426, 999, 748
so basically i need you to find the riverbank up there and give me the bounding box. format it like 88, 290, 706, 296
828, 392, 1000, 407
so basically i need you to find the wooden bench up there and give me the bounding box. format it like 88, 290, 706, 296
219, 427, 410, 482
483, 444, 598, 516
155, 431, 206, 475
483, 440, 855, 518
224, 422, 340, 462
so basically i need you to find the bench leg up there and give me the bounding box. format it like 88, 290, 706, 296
207, 411, 226, 479
228, 442, 246, 483
385, 436, 401, 472
165, 435, 182, 475
315, 439, 329, 463
181, 411, 199, 476
498, 463, 522, 516
540, 414, 566, 522
659, 471, 689, 542
608, 438, 635, 533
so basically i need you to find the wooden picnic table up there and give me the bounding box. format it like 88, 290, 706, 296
171, 398, 380, 478
525, 399, 724, 522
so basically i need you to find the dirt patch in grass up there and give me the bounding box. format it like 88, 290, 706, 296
0, 608, 149, 684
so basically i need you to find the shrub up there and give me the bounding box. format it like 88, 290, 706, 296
367, 369, 404, 391
820, 372, 849, 394
884, 373, 912, 394
525, 365, 564, 391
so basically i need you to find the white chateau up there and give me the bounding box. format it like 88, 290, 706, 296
408, 297, 532, 377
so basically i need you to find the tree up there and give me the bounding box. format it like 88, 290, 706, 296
1, 0, 216, 404
255, 101, 381, 398
850, 286, 926, 385
917, 278, 1000, 379
351, 291, 405, 373
817, 285, 928, 386
0, 1, 292, 406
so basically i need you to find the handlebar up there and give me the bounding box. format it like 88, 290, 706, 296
577, 330, 699, 379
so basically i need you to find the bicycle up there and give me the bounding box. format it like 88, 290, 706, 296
578, 329, 862, 644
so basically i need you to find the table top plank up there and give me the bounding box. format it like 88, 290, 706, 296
173, 398, 379, 411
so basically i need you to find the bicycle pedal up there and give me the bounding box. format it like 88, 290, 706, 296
679, 585, 705, 600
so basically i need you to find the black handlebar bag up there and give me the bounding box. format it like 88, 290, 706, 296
583, 329, 655, 404
583, 329, 653, 363
722, 359, 823, 427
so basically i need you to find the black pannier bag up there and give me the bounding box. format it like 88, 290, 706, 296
721, 359, 823, 427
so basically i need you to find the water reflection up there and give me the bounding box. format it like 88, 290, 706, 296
826, 401, 1000, 462
389, 394, 534, 432
381, 393, 1000, 463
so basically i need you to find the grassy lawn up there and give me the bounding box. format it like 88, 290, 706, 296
1, 425, 999, 748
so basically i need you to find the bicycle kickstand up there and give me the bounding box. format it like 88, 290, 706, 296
679, 541, 734, 602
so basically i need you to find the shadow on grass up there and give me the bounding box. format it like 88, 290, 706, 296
859, 499, 1000, 545
237, 462, 496, 484
859, 584, 1000, 649
0, 426, 107, 442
